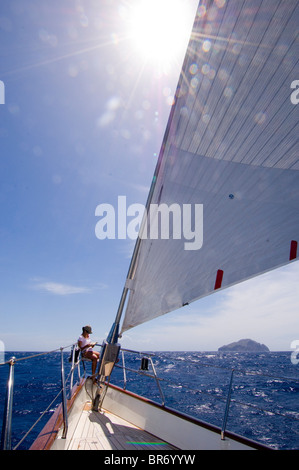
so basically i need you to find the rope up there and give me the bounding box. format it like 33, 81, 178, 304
230, 397, 299, 423
1, 344, 75, 450
13, 387, 63, 450
0, 345, 73, 366
159, 354, 299, 383
115, 352, 299, 427
11, 347, 81, 450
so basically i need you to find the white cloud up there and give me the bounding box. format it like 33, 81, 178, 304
31, 281, 91, 295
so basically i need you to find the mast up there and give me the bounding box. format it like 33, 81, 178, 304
93, 166, 163, 411
106, 170, 160, 344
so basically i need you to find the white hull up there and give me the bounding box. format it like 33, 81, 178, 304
30, 379, 268, 451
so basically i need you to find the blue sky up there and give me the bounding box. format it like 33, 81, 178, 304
0, 0, 298, 353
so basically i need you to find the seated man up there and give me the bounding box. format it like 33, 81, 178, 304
78, 325, 100, 383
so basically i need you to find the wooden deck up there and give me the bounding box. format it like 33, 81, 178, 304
67, 402, 177, 451
31, 379, 177, 451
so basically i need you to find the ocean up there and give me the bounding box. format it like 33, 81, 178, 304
0, 350, 298, 450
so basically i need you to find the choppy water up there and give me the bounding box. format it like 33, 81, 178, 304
0, 350, 298, 450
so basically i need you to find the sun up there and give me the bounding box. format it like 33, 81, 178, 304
128, 0, 194, 68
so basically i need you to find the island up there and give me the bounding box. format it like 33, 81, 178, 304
218, 338, 270, 352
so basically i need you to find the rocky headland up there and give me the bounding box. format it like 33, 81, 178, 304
218, 338, 270, 352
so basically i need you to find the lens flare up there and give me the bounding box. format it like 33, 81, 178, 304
129, 0, 192, 68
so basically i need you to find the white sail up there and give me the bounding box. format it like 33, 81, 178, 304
120, 0, 299, 333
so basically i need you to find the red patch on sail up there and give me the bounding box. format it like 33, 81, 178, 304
214, 270, 224, 290
290, 240, 298, 261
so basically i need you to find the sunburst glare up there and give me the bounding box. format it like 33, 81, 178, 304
128, 0, 194, 70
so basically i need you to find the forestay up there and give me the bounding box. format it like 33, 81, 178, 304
121, 0, 299, 333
